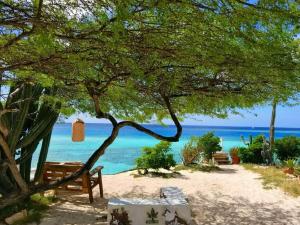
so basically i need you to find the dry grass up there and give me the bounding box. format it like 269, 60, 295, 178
243, 164, 300, 197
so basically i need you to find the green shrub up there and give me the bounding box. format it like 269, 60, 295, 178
274, 136, 300, 161
197, 132, 222, 160
283, 159, 297, 169
238, 135, 265, 164
181, 137, 203, 165
136, 141, 176, 173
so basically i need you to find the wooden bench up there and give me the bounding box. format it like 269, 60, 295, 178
212, 152, 230, 165
43, 161, 103, 203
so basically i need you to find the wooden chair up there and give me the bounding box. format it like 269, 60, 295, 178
42, 161, 104, 203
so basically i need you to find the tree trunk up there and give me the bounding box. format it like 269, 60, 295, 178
269, 101, 277, 150
0, 95, 181, 210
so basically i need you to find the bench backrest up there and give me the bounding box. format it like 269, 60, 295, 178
43, 162, 89, 192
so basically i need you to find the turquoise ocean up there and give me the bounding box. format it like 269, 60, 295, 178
32, 123, 300, 174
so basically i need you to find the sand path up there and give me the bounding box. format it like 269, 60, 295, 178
38, 165, 300, 225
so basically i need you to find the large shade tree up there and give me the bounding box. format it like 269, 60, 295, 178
0, 0, 299, 209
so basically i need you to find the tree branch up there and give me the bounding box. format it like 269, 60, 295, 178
0, 134, 28, 193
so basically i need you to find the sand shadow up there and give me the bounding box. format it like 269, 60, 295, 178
188, 191, 300, 225
131, 171, 189, 180
40, 191, 108, 225
213, 167, 238, 174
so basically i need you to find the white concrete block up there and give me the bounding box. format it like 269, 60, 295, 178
5, 210, 27, 225
108, 186, 192, 225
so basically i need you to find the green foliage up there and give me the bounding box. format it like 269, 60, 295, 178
274, 136, 300, 161
181, 133, 222, 164
1, 0, 300, 208
284, 159, 297, 169
0, 84, 59, 195
241, 135, 253, 147
197, 132, 222, 160
238, 135, 265, 164
181, 137, 203, 165
136, 142, 176, 173
1, 0, 299, 123
0, 194, 54, 223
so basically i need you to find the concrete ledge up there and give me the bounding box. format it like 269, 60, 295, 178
108, 187, 191, 225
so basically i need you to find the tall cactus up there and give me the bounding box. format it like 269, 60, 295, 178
0, 83, 59, 196
34, 131, 53, 182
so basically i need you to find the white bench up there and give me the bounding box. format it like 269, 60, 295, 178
107, 187, 191, 225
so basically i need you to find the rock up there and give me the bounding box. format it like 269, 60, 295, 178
5, 209, 27, 225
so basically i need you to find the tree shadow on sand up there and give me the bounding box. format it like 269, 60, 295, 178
188, 191, 300, 225
39, 193, 108, 225
39, 185, 300, 225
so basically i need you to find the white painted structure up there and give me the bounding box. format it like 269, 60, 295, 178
107, 187, 191, 225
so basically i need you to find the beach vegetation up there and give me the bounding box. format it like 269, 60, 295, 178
0, 0, 299, 210
283, 159, 298, 174
243, 164, 300, 197
274, 136, 300, 161
284, 159, 298, 169
241, 135, 253, 147
0, 193, 55, 224
198, 132, 222, 160
180, 133, 223, 165
238, 135, 266, 164
229, 147, 241, 164
136, 142, 176, 174
181, 136, 203, 165
229, 147, 239, 157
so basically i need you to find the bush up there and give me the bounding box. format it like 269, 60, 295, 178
181, 137, 203, 165
274, 136, 300, 161
197, 132, 222, 160
238, 135, 265, 164
283, 159, 297, 169
136, 141, 176, 173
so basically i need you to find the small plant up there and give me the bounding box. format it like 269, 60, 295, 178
283, 159, 297, 175
284, 159, 297, 169
274, 136, 300, 161
229, 147, 240, 164
197, 132, 222, 160
181, 137, 203, 165
229, 147, 239, 157
136, 141, 176, 174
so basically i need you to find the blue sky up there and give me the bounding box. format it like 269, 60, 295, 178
66, 104, 300, 128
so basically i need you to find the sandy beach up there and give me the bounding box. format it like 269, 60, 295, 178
34, 165, 300, 225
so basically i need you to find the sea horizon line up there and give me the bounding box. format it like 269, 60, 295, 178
57, 122, 300, 130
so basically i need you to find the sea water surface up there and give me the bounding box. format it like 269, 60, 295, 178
32, 123, 300, 174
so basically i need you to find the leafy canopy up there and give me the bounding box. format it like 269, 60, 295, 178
0, 0, 299, 122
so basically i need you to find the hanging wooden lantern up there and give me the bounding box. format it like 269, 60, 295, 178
72, 119, 85, 142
